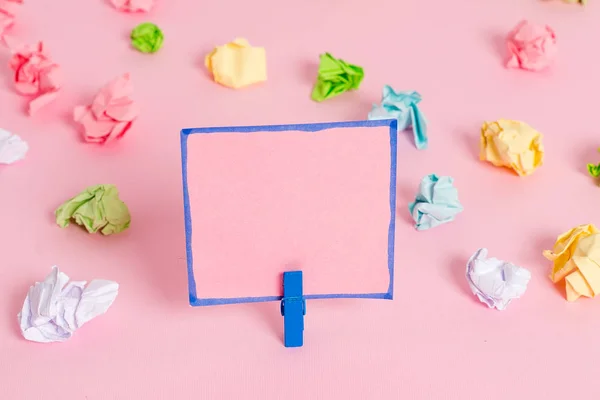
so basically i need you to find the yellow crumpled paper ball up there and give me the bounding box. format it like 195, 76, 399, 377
543, 224, 600, 301
204, 38, 267, 89
480, 119, 544, 176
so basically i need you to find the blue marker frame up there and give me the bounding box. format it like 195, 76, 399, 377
180, 119, 398, 306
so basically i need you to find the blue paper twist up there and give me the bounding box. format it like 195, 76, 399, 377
368, 85, 428, 150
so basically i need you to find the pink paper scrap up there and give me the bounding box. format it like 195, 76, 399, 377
0, 0, 22, 41
506, 20, 557, 72
73, 73, 140, 144
110, 0, 154, 12
9, 41, 61, 115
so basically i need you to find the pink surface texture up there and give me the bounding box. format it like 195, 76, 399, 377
186, 126, 391, 299
1, 0, 600, 399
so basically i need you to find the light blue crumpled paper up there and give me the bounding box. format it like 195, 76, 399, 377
408, 174, 463, 230
368, 85, 428, 150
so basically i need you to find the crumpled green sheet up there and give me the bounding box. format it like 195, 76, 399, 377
130, 22, 164, 54
588, 163, 600, 178
55, 184, 131, 235
311, 53, 364, 102
587, 148, 600, 178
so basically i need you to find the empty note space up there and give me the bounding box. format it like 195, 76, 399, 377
186, 126, 392, 299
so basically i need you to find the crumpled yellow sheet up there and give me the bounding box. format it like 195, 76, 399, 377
543, 224, 600, 301
205, 38, 266, 89
480, 119, 544, 176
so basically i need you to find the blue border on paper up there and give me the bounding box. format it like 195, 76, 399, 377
180, 120, 398, 306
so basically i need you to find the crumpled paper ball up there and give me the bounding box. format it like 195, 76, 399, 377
73, 74, 139, 144
8, 40, 61, 115
0, 12, 13, 39
0, 127, 28, 164
0, 0, 22, 41
55, 184, 131, 235
506, 20, 557, 72
480, 119, 544, 176
18, 266, 119, 343
466, 248, 531, 310
311, 52, 364, 102
110, 0, 154, 12
408, 174, 463, 230
205, 38, 267, 89
130, 22, 163, 53
543, 224, 600, 302
368, 85, 428, 150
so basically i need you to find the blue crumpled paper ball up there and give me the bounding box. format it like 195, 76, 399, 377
368, 85, 428, 150
408, 174, 463, 230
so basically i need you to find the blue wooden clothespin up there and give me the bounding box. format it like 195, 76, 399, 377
280, 271, 306, 347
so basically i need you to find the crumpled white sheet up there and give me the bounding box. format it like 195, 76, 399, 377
466, 248, 531, 310
0, 128, 28, 164
18, 266, 118, 343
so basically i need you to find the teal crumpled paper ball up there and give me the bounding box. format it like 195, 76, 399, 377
368, 85, 428, 150
408, 174, 463, 230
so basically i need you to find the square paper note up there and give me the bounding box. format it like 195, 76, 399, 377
181, 120, 398, 306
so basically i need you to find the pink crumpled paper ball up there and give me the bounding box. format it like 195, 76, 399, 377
0, 13, 14, 40
506, 20, 557, 72
0, 0, 22, 40
110, 0, 154, 12
8, 40, 61, 115
73, 73, 140, 144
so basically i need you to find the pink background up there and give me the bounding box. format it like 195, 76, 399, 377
186, 126, 391, 299
1, 0, 600, 399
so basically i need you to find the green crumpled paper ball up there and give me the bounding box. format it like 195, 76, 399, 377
587, 148, 600, 178
588, 163, 600, 178
311, 52, 364, 102
55, 184, 131, 235
130, 22, 164, 54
